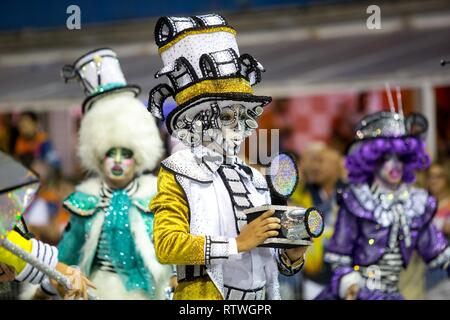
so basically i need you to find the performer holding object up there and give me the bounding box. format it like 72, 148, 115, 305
149, 14, 312, 300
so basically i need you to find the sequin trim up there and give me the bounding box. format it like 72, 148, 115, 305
174, 78, 253, 106
428, 247, 450, 269
158, 26, 237, 54
350, 184, 428, 227
325, 252, 353, 265
224, 284, 265, 300
161, 149, 213, 183
275, 249, 304, 276
63, 192, 99, 216
209, 236, 231, 264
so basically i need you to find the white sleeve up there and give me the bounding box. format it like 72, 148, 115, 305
15, 239, 59, 285
205, 236, 239, 265
265, 251, 281, 300
338, 271, 363, 299
40, 277, 58, 296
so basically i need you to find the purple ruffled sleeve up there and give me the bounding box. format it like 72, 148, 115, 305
318, 197, 362, 300
330, 266, 355, 296
326, 204, 358, 265
315, 266, 354, 300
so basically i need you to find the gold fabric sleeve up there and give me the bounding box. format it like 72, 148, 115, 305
174, 278, 223, 300
150, 167, 206, 265
0, 230, 32, 273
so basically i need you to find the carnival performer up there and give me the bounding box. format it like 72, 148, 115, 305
43, 48, 171, 300
317, 107, 450, 300
149, 14, 308, 300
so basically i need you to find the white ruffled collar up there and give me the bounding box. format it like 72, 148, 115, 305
351, 182, 428, 227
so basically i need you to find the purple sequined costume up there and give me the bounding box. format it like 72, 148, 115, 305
317, 111, 450, 300
317, 183, 450, 300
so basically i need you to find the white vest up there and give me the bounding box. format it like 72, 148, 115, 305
162, 148, 281, 299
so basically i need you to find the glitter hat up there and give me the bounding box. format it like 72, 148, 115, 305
61, 49, 164, 174
347, 111, 429, 155
148, 14, 272, 136
61, 48, 141, 113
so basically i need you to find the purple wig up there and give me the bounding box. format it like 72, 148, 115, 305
345, 137, 430, 185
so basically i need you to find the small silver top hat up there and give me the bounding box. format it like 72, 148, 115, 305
61, 48, 141, 113
354, 111, 428, 141
347, 110, 429, 156
355, 111, 407, 140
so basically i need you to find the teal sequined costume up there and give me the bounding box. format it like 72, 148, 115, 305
58, 177, 159, 298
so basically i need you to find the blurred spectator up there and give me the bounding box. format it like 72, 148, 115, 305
331, 92, 370, 153
291, 141, 328, 208
23, 195, 52, 235
0, 114, 14, 153
398, 252, 426, 300
13, 111, 60, 170
290, 142, 347, 300
427, 161, 450, 236
436, 87, 450, 158
23, 160, 73, 245
424, 160, 450, 299
279, 143, 323, 300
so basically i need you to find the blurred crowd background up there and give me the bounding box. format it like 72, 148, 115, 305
0, 0, 450, 299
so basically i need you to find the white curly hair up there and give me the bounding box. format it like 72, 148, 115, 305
78, 92, 164, 175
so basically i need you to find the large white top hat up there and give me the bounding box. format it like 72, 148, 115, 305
62, 48, 141, 113
148, 14, 271, 135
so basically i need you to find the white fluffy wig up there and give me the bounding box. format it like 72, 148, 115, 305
78, 93, 164, 175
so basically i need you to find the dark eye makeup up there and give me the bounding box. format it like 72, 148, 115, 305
106, 148, 134, 159
121, 148, 134, 159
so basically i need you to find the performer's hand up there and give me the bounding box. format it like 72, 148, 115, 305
284, 246, 308, 262
51, 263, 96, 300
236, 209, 280, 252
0, 263, 15, 282
345, 283, 360, 300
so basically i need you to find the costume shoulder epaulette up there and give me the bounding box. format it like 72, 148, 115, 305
62, 177, 101, 216
341, 184, 374, 220
63, 191, 99, 217
248, 165, 268, 190
407, 186, 436, 228
161, 149, 213, 183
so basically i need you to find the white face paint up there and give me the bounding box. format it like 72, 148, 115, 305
207, 104, 249, 157
376, 154, 404, 188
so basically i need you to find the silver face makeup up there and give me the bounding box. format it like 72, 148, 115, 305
208, 104, 249, 158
